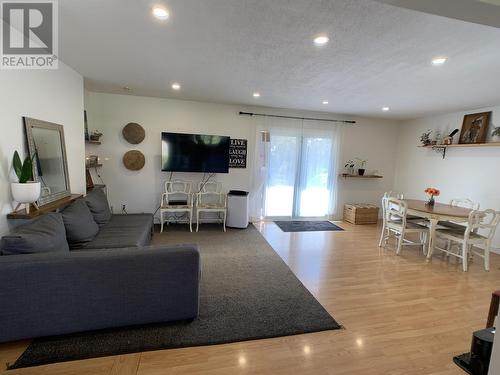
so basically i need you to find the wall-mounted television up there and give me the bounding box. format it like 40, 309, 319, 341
161, 132, 230, 173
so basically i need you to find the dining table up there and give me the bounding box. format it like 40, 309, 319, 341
404, 199, 473, 260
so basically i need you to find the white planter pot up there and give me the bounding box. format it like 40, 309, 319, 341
492, 135, 500, 143
11, 182, 41, 213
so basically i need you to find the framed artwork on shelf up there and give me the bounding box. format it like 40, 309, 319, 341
459, 111, 491, 144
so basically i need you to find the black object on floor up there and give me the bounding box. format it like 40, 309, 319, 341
10, 225, 341, 369
453, 353, 473, 374
274, 220, 344, 232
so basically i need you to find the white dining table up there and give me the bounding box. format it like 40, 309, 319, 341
404, 199, 473, 260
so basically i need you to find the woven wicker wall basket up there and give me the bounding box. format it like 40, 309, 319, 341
123, 150, 145, 171
122, 122, 145, 144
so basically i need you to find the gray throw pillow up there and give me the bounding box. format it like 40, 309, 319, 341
85, 188, 111, 227
0, 212, 69, 255
62, 199, 99, 249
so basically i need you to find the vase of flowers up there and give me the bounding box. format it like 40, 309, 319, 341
424, 187, 440, 206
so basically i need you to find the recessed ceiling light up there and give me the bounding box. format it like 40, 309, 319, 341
171, 83, 181, 90
253, 92, 261, 98
313, 35, 329, 46
382, 106, 390, 111
431, 57, 447, 66
322, 100, 329, 105
152, 6, 169, 20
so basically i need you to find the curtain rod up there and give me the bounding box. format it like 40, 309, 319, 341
239, 111, 356, 124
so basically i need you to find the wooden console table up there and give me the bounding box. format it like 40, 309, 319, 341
7, 194, 83, 220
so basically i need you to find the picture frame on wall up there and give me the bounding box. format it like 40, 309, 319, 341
459, 111, 491, 144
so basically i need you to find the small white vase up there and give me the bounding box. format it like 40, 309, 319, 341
11, 182, 41, 213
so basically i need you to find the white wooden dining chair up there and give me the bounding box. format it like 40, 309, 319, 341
381, 197, 429, 255
160, 180, 194, 232
378, 192, 424, 247
198, 181, 222, 194
195, 190, 227, 232
438, 198, 480, 230
434, 209, 500, 272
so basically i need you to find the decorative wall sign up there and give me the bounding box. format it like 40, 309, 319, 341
229, 138, 247, 168
122, 122, 146, 144
123, 150, 145, 171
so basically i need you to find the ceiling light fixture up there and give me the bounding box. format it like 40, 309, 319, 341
431, 57, 447, 66
322, 100, 329, 105
253, 92, 261, 98
382, 106, 390, 112
313, 35, 329, 46
171, 83, 181, 90
152, 6, 169, 20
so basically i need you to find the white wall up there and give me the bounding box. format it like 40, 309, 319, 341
0, 63, 86, 235
84, 91, 401, 221
394, 105, 500, 252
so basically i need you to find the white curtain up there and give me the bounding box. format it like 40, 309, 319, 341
249, 116, 342, 221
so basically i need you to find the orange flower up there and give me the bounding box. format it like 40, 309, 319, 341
424, 187, 440, 196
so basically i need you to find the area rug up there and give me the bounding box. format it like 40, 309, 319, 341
10, 224, 340, 369
274, 220, 344, 232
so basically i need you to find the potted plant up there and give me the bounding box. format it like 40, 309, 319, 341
492, 127, 500, 143
11, 151, 40, 213
344, 159, 355, 175
356, 158, 367, 176
420, 130, 432, 146
424, 187, 440, 207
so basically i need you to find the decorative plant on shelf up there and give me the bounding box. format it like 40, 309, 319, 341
344, 159, 355, 175
424, 187, 440, 207
13, 151, 34, 183
492, 127, 500, 142
11, 151, 40, 213
355, 158, 367, 176
420, 130, 432, 146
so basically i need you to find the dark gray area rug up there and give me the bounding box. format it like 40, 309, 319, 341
274, 220, 344, 232
10, 224, 340, 369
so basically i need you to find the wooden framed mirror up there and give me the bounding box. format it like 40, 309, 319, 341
23, 117, 71, 206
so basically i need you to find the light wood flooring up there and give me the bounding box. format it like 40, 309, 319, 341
1, 221, 499, 375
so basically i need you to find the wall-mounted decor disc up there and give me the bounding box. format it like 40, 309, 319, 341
123, 150, 145, 171
122, 122, 145, 144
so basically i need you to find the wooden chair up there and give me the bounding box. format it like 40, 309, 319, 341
438, 198, 480, 230
486, 290, 500, 328
381, 198, 428, 255
195, 190, 227, 232
198, 181, 222, 194
378, 192, 424, 247
160, 180, 193, 232
434, 209, 500, 271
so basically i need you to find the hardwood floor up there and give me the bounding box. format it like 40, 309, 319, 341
1, 221, 499, 375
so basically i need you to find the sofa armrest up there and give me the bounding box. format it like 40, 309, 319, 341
0, 245, 200, 343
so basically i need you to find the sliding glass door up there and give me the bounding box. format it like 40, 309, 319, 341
264, 120, 336, 219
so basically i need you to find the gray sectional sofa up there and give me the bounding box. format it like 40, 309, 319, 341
0, 188, 200, 343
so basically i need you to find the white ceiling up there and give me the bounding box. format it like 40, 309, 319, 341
58, 0, 500, 120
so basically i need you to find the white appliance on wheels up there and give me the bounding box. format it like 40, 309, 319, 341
226, 190, 249, 229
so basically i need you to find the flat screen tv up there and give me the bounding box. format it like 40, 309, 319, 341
161, 132, 230, 173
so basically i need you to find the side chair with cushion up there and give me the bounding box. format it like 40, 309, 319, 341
434, 209, 500, 272
381, 198, 429, 255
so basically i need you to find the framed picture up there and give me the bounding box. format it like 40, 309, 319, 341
459, 112, 491, 144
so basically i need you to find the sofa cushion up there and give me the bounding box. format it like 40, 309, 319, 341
83, 214, 153, 249
62, 199, 99, 249
0, 213, 69, 255
85, 188, 111, 227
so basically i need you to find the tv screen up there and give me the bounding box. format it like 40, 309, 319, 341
161, 132, 230, 173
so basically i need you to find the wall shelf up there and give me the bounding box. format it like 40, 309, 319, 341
85, 140, 101, 145
419, 142, 500, 159
340, 174, 383, 179
7, 194, 83, 220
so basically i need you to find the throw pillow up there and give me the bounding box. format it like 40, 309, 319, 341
0, 212, 69, 255
62, 199, 99, 249
85, 188, 111, 227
